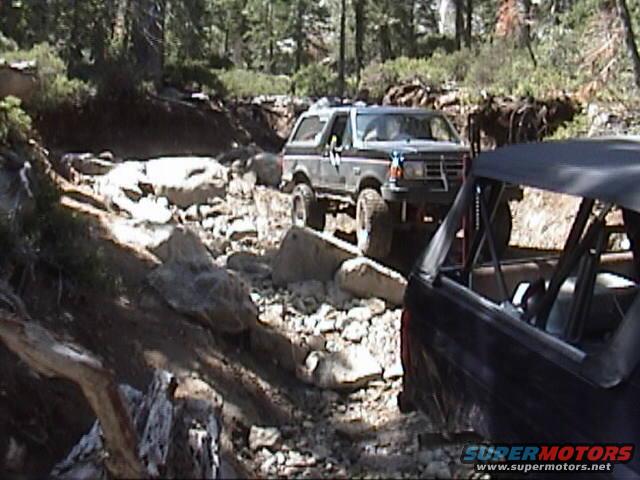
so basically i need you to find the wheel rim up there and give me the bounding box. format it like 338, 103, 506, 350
292, 195, 306, 227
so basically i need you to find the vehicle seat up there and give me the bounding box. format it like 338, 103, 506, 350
512, 272, 638, 339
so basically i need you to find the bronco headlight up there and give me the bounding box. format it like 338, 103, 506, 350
403, 162, 425, 179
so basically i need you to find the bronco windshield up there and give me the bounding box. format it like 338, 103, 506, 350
356, 112, 460, 143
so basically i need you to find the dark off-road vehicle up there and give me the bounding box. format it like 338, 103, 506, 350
401, 138, 640, 478
280, 105, 513, 258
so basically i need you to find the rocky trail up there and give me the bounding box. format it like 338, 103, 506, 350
0, 144, 481, 478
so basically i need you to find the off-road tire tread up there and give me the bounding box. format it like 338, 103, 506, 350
292, 183, 326, 231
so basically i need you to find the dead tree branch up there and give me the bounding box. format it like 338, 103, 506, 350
0, 311, 146, 479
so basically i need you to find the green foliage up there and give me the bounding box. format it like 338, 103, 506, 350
218, 69, 291, 97
359, 52, 472, 99
2, 43, 92, 110
0, 151, 117, 291
292, 64, 337, 97
0, 96, 32, 145
0, 31, 18, 51
549, 112, 591, 140
164, 60, 228, 96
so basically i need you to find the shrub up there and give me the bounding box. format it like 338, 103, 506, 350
2, 43, 92, 111
0, 31, 18, 52
0, 150, 118, 291
217, 69, 291, 97
0, 96, 32, 145
164, 59, 228, 96
292, 63, 337, 97
359, 53, 471, 100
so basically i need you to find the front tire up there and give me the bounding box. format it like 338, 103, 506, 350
356, 188, 393, 259
291, 183, 326, 231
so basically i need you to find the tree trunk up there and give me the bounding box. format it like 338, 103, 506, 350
406, 0, 417, 57
454, 0, 464, 49
465, 0, 473, 47
616, 0, 640, 89
268, 0, 275, 73
295, 0, 305, 72
354, 0, 365, 84
131, 0, 166, 85
379, 24, 392, 61
338, 0, 347, 98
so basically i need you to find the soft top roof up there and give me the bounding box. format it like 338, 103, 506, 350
472, 137, 640, 212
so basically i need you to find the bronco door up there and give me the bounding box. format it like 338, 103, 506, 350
319, 112, 350, 191
403, 180, 640, 477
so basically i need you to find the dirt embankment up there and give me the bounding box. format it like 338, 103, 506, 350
34, 94, 288, 159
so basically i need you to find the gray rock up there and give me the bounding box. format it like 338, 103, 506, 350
228, 171, 257, 199
303, 345, 382, 390
383, 361, 404, 380
95, 161, 148, 213
342, 321, 368, 343
145, 157, 228, 208
335, 257, 407, 306
246, 152, 282, 187
217, 145, 261, 165
227, 218, 257, 241
273, 227, 359, 286
316, 319, 336, 334
363, 298, 387, 316
106, 218, 175, 258
64, 153, 115, 176
288, 280, 326, 302
249, 426, 282, 451
227, 252, 271, 278
424, 460, 451, 479
148, 228, 257, 334
258, 305, 284, 327
347, 306, 372, 323
250, 324, 309, 372
325, 281, 352, 308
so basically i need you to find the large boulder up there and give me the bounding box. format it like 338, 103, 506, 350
148, 227, 257, 334
0, 62, 37, 102
272, 227, 360, 286
301, 345, 383, 390
145, 157, 228, 208
249, 324, 310, 373
335, 257, 407, 306
246, 152, 282, 187
105, 218, 175, 258
62, 153, 115, 176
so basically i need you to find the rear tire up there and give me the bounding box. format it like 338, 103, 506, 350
291, 183, 326, 231
356, 188, 393, 259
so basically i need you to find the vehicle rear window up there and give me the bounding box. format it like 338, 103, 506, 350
292, 116, 326, 143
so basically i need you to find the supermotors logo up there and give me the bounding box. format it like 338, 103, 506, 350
462, 444, 635, 475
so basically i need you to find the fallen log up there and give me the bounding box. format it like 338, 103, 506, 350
0, 287, 221, 478
0, 310, 145, 479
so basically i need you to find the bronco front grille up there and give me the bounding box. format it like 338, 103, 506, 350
418, 157, 463, 180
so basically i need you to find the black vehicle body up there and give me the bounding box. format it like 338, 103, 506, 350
280, 105, 520, 259
281, 106, 468, 219
400, 138, 640, 478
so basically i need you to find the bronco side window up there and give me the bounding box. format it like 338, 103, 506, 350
292, 116, 326, 143
328, 114, 349, 148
